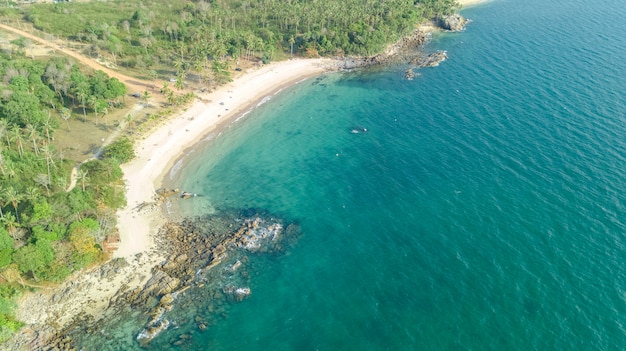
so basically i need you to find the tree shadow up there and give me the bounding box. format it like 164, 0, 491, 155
84, 143, 100, 156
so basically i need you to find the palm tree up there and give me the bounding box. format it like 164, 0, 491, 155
4, 186, 22, 223
0, 119, 9, 148
60, 107, 72, 131
175, 71, 186, 90
34, 173, 50, 195
173, 57, 185, 73
77, 90, 88, 121
25, 186, 40, 203
0, 146, 5, 177
160, 81, 171, 96
40, 145, 55, 186
101, 107, 109, 126
25, 124, 40, 156
166, 90, 176, 105
0, 186, 5, 219
89, 96, 99, 124
77, 169, 89, 192
142, 91, 151, 105
42, 113, 55, 145
125, 114, 134, 132
0, 212, 18, 238
10, 125, 23, 158
289, 36, 295, 56
4, 162, 16, 179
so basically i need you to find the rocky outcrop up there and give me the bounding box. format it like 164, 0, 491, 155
338, 29, 431, 69
11, 210, 301, 350
439, 14, 468, 32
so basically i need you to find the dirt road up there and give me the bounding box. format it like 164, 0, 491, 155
0, 22, 153, 94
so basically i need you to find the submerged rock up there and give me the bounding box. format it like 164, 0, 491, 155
137, 319, 170, 347
411, 51, 448, 68
223, 286, 252, 302
405, 69, 416, 80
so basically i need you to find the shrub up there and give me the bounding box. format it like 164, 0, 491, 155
102, 138, 135, 163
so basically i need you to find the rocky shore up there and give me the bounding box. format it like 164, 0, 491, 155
10, 210, 300, 350
339, 14, 468, 73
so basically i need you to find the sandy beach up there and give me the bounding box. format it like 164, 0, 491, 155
114, 58, 333, 259
458, 0, 489, 7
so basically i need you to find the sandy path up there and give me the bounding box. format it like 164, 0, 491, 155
0, 22, 152, 93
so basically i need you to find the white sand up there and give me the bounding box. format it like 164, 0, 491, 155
458, 0, 489, 7
114, 58, 334, 259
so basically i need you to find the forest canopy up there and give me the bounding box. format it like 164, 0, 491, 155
20, 0, 459, 72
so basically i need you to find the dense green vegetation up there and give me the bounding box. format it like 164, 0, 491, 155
0, 52, 130, 341
18, 0, 458, 83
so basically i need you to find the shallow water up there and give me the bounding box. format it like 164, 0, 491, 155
80, 0, 626, 349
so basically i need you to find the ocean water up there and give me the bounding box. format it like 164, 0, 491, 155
83, 0, 626, 349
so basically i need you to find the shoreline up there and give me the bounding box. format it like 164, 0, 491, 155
114, 58, 335, 259
8, 3, 489, 344
458, 0, 489, 7
6, 58, 337, 349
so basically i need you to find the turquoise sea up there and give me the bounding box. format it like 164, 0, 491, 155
83, 0, 626, 349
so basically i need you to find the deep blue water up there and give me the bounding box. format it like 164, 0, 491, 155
84, 0, 626, 349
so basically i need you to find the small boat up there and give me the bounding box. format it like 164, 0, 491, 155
351, 127, 368, 134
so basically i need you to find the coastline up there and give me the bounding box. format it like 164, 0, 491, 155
8, 3, 487, 344
458, 0, 488, 7
7, 58, 335, 349
114, 58, 335, 259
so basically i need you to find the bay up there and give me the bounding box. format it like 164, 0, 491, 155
83, 0, 626, 349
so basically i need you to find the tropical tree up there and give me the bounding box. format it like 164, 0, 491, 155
289, 35, 295, 56
60, 107, 72, 131
10, 126, 23, 158
3, 187, 22, 223
0, 186, 4, 219
24, 124, 40, 156
77, 169, 89, 192
0, 148, 6, 177
41, 114, 55, 145
141, 91, 151, 105
0, 213, 19, 239
175, 71, 186, 90
24, 187, 40, 204
0, 119, 9, 148
88, 96, 99, 124
40, 145, 55, 186
13, 240, 54, 281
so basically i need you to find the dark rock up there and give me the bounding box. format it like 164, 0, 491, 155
410, 51, 448, 68
439, 14, 468, 31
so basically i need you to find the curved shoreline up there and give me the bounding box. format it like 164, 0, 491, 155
114, 58, 336, 259
6, 59, 336, 350
8, 3, 486, 344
